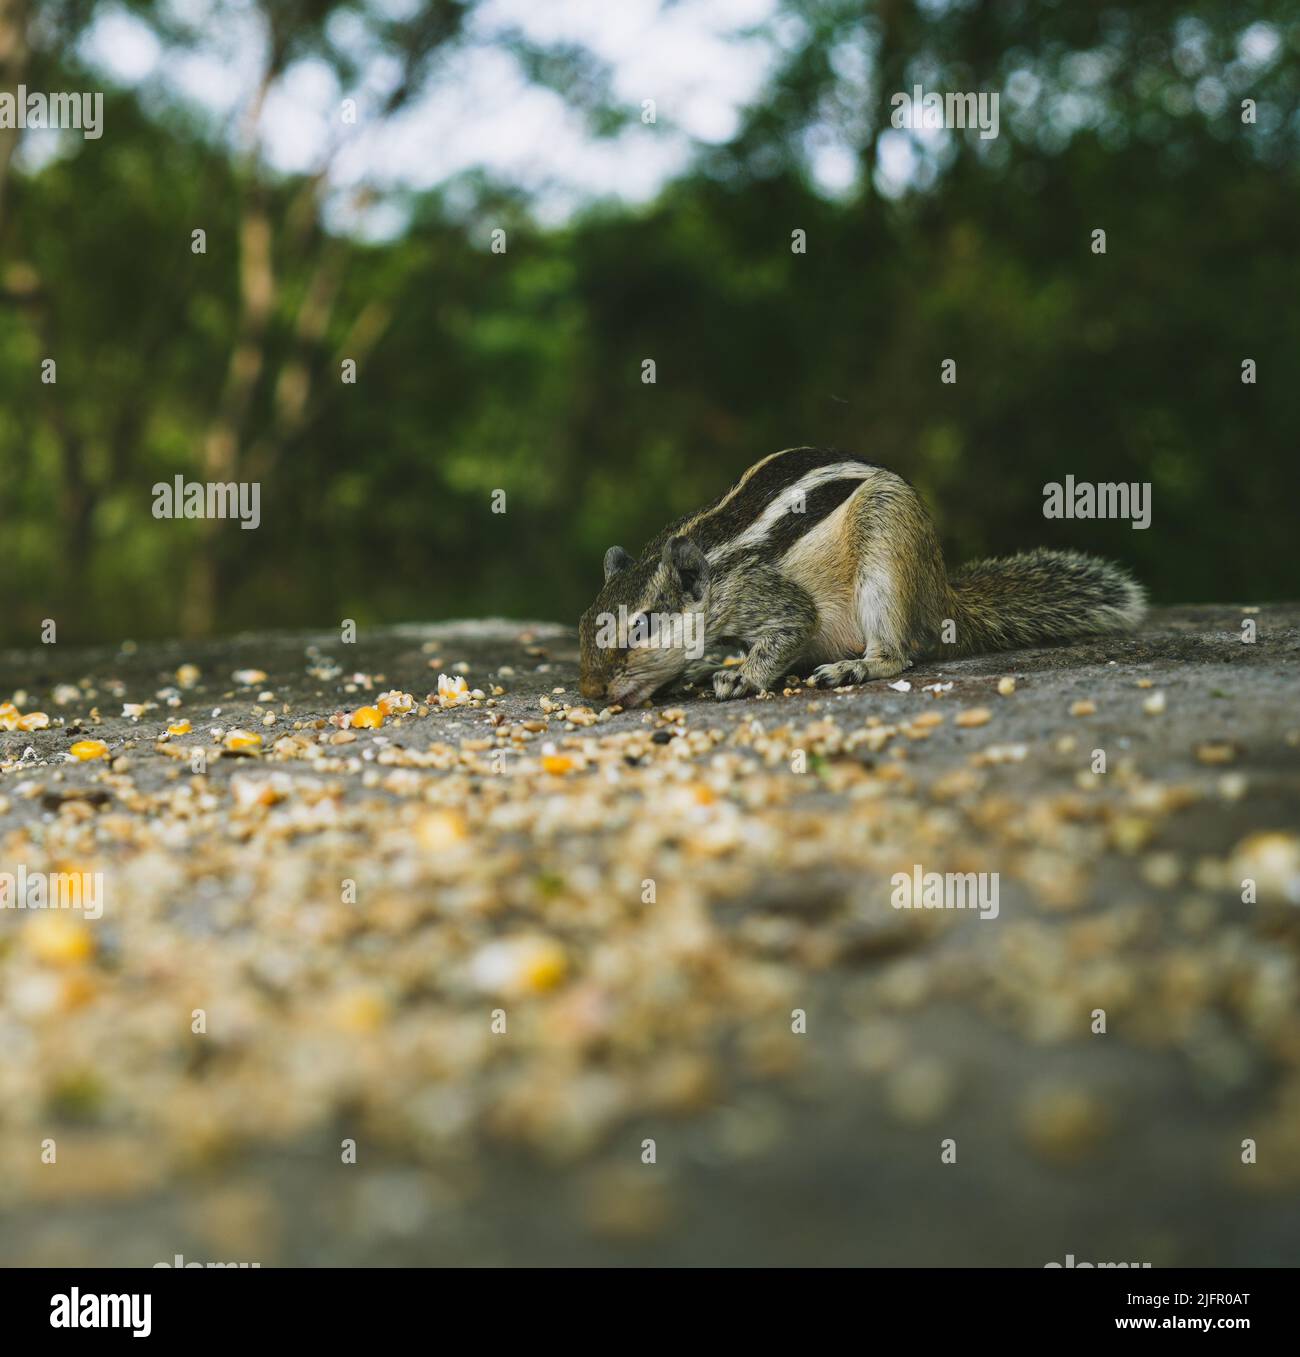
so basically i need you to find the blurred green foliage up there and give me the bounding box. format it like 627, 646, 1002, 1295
1, 0, 1296, 647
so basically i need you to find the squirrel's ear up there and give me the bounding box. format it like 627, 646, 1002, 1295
603, 546, 633, 581
662, 536, 709, 603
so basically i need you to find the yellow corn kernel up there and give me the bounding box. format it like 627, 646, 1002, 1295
222, 729, 263, 753
332, 987, 390, 1033
415, 808, 468, 852
60, 972, 98, 1010
17, 711, 50, 730
26, 913, 95, 966
351, 706, 384, 729
167, 720, 192, 735
435, 674, 471, 708
955, 707, 992, 728
523, 941, 568, 993
471, 937, 568, 996
376, 690, 415, 717
69, 739, 109, 761
542, 754, 575, 775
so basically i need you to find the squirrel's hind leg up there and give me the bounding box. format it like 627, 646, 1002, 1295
804, 475, 945, 690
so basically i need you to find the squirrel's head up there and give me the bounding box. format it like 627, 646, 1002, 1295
578, 536, 711, 706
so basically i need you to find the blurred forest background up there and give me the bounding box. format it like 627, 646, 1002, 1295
0, 0, 1296, 647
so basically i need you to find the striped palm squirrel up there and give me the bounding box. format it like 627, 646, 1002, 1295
578, 446, 1145, 706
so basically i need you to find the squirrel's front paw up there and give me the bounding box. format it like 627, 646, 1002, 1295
712, 668, 760, 701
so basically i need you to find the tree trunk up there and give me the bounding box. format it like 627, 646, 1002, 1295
0, 0, 30, 233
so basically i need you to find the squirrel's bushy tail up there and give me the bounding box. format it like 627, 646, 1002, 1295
946, 548, 1145, 657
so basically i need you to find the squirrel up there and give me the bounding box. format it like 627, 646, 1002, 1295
578, 446, 1146, 706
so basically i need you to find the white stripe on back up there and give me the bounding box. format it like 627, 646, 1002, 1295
707, 463, 873, 561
